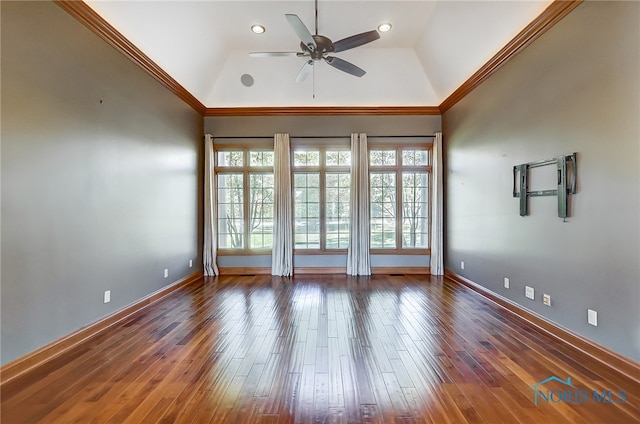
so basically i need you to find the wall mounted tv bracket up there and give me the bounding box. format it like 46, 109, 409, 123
512, 153, 577, 218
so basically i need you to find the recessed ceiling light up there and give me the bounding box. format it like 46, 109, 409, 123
378, 23, 392, 33
251, 24, 266, 34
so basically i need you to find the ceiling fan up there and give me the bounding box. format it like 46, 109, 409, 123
249, 0, 380, 82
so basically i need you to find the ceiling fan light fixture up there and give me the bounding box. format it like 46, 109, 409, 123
378, 23, 392, 33
251, 24, 266, 34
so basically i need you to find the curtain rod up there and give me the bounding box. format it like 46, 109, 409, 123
212, 135, 436, 139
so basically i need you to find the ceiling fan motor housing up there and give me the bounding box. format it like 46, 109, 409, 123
302, 35, 334, 60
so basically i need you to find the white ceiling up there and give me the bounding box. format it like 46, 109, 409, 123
85, 1, 553, 108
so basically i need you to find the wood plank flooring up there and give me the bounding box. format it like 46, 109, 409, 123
2, 274, 639, 423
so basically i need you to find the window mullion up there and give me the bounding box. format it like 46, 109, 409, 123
396, 146, 402, 250
319, 149, 326, 250
428, 169, 433, 249
243, 162, 250, 250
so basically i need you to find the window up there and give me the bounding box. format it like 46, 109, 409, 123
216, 148, 274, 251
402, 171, 429, 248
217, 172, 244, 248
294, 171, 320, 249
249, 172, 274, 248
214, 141, 431, 255
293, 148, 351, 251
325, 172, 350, 249
370, 170, 396, 248
369, 147, 431, 251
325, 150, 351, 249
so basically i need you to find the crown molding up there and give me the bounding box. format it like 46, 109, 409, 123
204, 106, 441, 117
439, 0, 583, 113
54, 0, 206, 115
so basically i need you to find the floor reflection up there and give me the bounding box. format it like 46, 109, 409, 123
199, 275, 464, 422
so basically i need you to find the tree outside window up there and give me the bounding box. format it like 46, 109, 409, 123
216, 149, 274, 251
214, 143, 430, 254
293, 148, 351, 251
370, 147, 431, 251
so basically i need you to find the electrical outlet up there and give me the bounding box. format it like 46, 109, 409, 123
460, 261, 465, 270
542, 294, 551, 306
164, 269, 169, 278
103, 290, 111, 304
525, 285, 535, 300
504, 277, 510, 289
588, 309, 598, 326
189, 259, 193, 268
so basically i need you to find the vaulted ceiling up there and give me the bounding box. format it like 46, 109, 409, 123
81, 1, 557, 110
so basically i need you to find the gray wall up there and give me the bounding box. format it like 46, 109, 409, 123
1, 1, 203, 365
443, 2, 639, 361
206, 115, 441, 270
205, 115, 441, 138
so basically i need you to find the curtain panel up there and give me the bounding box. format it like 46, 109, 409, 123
203, 134, 219, 276
347, 133, 371, 275
271, 133, 294, 276
430, 132, 444, 275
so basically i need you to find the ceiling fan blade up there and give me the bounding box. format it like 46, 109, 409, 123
324, 56, 366, 78
285, 14, 316, 50
249, 52, 303, 57
332, 30, 380, 53
296, 60, 314, 82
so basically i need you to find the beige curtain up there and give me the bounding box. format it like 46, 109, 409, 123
203, 134, 219, 276
430, 132, 443, 275
347, 133, 371, 275
271, 133, 293, 276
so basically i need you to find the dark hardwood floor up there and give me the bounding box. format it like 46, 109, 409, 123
2, 274, 638, 423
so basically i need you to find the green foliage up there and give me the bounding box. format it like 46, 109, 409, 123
402, 149, 429, 166
294, 151, 320, 167
217, 147, 430, 251
370, 150, 396, 166
218, 151, 244, 167
401, 172, 429, 248
250, 151, 274, 167
326, 150, 351, 166
249, 172, 274, 249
